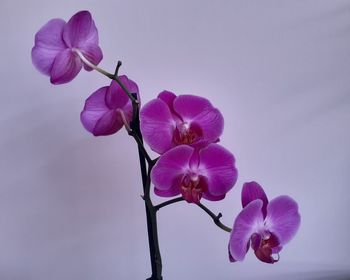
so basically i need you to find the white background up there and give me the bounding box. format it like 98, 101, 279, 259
0, 1, 349, 279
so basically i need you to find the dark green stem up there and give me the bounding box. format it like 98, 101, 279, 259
197, 202, 232, 233
155, 197, 185, 211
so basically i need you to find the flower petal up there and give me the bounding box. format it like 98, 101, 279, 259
229, 200, 264, 261
31, 18, 66, 76
173, 95, 224, 143
81, 86, 124, 136
50, 49, 82, 84
202, 192, 225, 201
265, 196, 301, 245
93, 110, 121, 136
81, 44, 103, 71
154, 184, 181, 197
81, 86, 108, 132
63, 11, 98, 48
158, 91, 178, 116
198, 144, 237, 198
140, 98, 176, 154
151, 145, 193, 195
242, 181, 269, 217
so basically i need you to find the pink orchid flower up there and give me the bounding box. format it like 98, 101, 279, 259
31, 11, 102, 84
229, 182, 301, 263
81, 76, 139, 136
140, 91, 224, 154
151, 144, 237, 203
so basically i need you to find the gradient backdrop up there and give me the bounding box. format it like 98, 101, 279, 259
1, 0, 350, 279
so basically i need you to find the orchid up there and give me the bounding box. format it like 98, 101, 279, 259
31, 11, 103, 84
229, 181, 301, 263
32, 10, 301, 279
81, 75, 139, 136
140, 91, 224, 154
151, 144, 237, 203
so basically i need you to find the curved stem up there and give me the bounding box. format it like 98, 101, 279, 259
197, 202, 232, 233
73, 48, 138, 104
155, 197, 184, 211
72, 48, 115, 79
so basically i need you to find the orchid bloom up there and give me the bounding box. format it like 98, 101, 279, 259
229, 182, 301, 263
151, 144, 237, 203
31, 11, 102, 84
140, 91, 224, 154
81, 75, 139, 136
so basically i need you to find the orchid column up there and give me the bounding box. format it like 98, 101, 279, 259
32, 10, 301, 280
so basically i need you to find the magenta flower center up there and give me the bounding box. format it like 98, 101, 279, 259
173, 122, 203, 145
180, 173, 207, 204
251, 232, 280, 263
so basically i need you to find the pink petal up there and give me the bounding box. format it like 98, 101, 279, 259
229, 200, 264, 261
173, 95, 224, 143
81, 44, 103, 71
265, 196, 301, 245
198, 144, 237, 198
154, 185, 181, 197
93, 110, 121, 136
151, 145, 193, 195
81, 86, 109, 132
158, 91, 178, 116
242, 182, 269, 217
81, 86, 124, 136
31, 18, 67, 76
63, 11, 98, 48
105, 76, 139, 124
50, 49, 82, 84
202, 192, 225, 201
140, 98, 176, 154
106, 80, 130, 109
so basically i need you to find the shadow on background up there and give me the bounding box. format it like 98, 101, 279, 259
273, 270, 350, 280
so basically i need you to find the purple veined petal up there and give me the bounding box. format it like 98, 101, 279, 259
191, 108, 224, 144
105, 75, 139, 126
173, 95, 212, 120
154, 177, 182, 197
140, 98, 176, 154
198, 144, 238, 198
242, 182, 269, 218
229, 200, 264, 261
80, 44, 103, 71
93, 110, 121, 136
265, 195, 301, 245
81, 86, 110, 134
158, 91, 178, 116
81, 86, 124, 136
151, 145, 194, 194
50, 49, 82, 84
63, 11, 98, 48
202, 192, 225, 201
173, 95, 224, 143
106, 75, 140, 108
31, 18, 67, 76
106, 80, 130, 110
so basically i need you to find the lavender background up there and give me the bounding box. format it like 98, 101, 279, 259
1, 0, 350, 279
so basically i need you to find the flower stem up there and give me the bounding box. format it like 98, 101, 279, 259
108, 63, 162, 279
72, 49, 138, 104
155, 197, 185, 211
130, 104, 163, 280
196, 202, 232, 233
